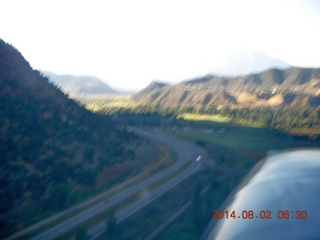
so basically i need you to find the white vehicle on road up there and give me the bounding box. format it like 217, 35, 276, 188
196, 156, 201, 162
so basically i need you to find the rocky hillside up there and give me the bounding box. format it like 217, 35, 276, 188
132, 67, 320, 110
0, 39, 135, 237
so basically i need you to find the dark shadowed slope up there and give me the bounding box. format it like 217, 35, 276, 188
0, 39, 135, 238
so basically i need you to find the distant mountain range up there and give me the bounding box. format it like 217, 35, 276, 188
43, 71, 116, 97
132, 67, 320, 110
211, 50, 290, 76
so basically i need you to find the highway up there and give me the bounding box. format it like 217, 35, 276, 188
30, 129, 204, 240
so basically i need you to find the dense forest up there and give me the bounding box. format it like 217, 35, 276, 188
0, 39, 140, 237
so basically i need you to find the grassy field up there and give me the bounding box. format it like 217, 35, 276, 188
178, 130, 287, 154
177, 113, 230, 123
174, 122, 320, 169
85, 99, 136, 112
288, 128, 320, 136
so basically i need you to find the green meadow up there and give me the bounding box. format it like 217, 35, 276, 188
177, 113, 230, 123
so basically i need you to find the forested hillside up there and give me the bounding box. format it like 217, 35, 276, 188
130, 68, 320, 132
0, 39, 137, 237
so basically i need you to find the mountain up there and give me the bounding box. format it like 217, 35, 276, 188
0, 39, 135, 237
133, 80, 171, 102
132, 67, 320, 110
43, 71, 116, 97
211, 50, 290, 76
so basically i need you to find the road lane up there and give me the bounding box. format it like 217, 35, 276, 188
87, 131, 204, 239
31, 130, 203, 240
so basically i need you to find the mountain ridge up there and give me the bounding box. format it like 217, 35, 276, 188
132, 67, 320, 110
43, 71, 116, 96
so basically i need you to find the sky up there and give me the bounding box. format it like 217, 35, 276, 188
1, 0, 320, 91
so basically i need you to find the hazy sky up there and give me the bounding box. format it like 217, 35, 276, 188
1, 0, 320, 90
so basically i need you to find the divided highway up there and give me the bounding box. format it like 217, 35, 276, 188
28, 130, 204, 240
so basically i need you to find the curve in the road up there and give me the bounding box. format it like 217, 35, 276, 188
32, 130, 204, 240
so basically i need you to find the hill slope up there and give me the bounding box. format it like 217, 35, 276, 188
43, 71, 116, 96
132, 68, 320, 110
0, 39, 135, 236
